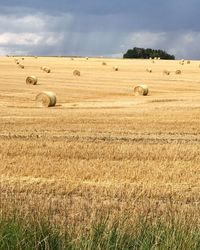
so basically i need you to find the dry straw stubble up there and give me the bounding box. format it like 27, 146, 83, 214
134, 84, 149, 96
26, 76, 38, 85
35, 91, 57, 107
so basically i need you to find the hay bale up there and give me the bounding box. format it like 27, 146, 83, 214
179, 61, 184, 65
35, 91, 56, 107
44, 67, 51, 73
26, 76, 38, 85
134, 84, 149, 96
41, 66, 51, 73
21, 57, 24, 60
16, 61, 20, 64
151, 60, 155, 63
158, 57, 160, 60
114, 66, 118, 71
85, 57, 89, 60
154, 57, 157, 60
71, 58, 74, 61
146, 68, 152, 73
175, 70, 181, 74
18, 64, 24, 69
102, 62, 107, 66
44, 68, 51, 73
34, 56, 38, 59
73, 70, 81, 76
163, 70, 170, 75
187, 60, 190, 64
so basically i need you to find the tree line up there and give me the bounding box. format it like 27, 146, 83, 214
123, 47, 175, 60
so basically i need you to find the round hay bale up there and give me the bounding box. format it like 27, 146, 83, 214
158, 57, 160, 60
26, 76, 38, 85
134, 84, 149, 96
16, 61, 20, 64
73, 70, 81, 76
85, 57, 89, 60
154, 57, 157, 60
18, 64, 24, 69
102, 62, 107, 66
179, 61, 184, 65
44, 68, 51, 73
187, 60, 190, 64
21, 57, 24, 60
42, 66, 51, 73
71, 57, 74, 61
151, 60, 155, 63
114, 66, 118, 71
35, 91, 56, 107
146, 68, 152, 73
163, 70, 170, 75
34, 56, 38, 59
175, 70, 181, 74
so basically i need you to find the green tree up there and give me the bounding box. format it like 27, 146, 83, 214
123, 47, 175, 60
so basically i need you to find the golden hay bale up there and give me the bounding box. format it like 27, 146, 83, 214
85, 57, 89, 60
175, 70, 181, 74
187, 60, 190, 64
179, 61, 184, 65
43, 67, 51, 73
71, 57, 74, 61
158, 57, 160, 60
73, 70, 81, 76
151, 60, 155, 63
146, 68, 152, 73
41, 66, 51, 73
154, 57, 157, 60
134, 84, 149, 96
18, 64, 24, 69
102, 62, 107, 65
35, 91, 56, 107
16, 61, 20, 64
26, 76, 38, 85
21, 57, 24, 60
34, 56, 38, 59
113, 66, 118, 71
163, 69, 170, 75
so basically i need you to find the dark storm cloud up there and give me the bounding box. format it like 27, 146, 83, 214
0, 0, 200, 58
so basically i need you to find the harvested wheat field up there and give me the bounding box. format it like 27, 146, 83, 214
0, 56, 200, 232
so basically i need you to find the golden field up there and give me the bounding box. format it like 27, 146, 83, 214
0, 56, 200, 229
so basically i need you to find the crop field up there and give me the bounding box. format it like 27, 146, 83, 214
0, 56, 200, 234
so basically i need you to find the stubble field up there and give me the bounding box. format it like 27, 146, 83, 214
0, 56, 200, 232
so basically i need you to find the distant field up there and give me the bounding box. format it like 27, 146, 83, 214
0, 56, 200, 231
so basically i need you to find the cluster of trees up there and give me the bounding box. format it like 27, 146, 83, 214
123, 47, 175, 60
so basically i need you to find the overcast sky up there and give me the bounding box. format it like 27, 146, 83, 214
0, 0, 199, 59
